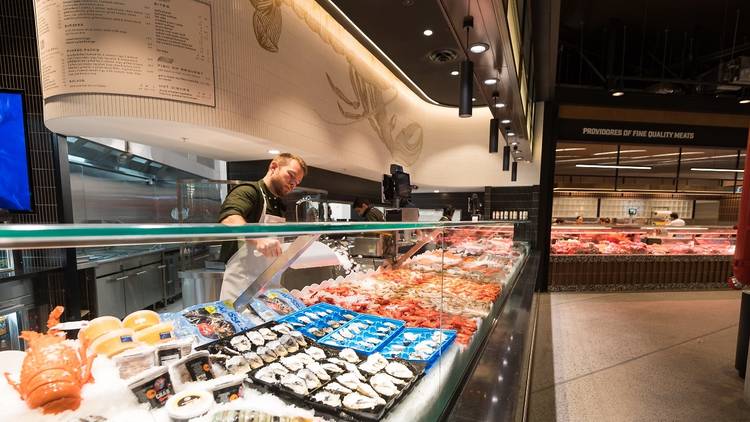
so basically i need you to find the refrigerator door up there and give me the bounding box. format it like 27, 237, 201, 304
0, 311, 21, 350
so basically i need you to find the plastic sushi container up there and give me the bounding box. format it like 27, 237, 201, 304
379, 327, 457, 370
317, 314, 405, 355
278, 303, 360, 340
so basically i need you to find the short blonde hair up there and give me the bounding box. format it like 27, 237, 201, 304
272, 153, 308, 175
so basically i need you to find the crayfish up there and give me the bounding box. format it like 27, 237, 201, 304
4, 306, 94, 414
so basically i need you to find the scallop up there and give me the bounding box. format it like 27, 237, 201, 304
305, 346, 327, 361
290, 331, 308, 347
280, 355, 305, 371
298, 368, 321, 390
229, 335, 253, 352
272, 323, 293, 334
339, 348, 360, 363
320, 363, 345, 374
279, 334, 299, 353
280, 373, 308, 395
259, 327, 278, 341
370, 373, 399, 397
226, 355, 250, 375
256, 346, 278, 363
267, 340, 288, 357
312, 391, 341, 407
385, 361, 414, 379
359, 353, 388, 374
338, 328, 354, 339
336, 372, 361, 390
356, 381, 381, 399
342, 392, 385, 410
306, 362, 331, 382
243, 352, 264, 369
294, 352, 316, 366
245, 330, 265, 346
324, 381, 353, 394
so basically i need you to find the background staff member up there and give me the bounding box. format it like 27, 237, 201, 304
440, 205, 455, 222
218, 153, 307, 301
353, 197, 385, 222
667, 212, 686, 227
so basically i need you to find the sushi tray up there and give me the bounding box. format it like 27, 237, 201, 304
278, 303, 360, 340
379, 327, 457, 370
247, 344, 424, 422
317, 314, 405, 355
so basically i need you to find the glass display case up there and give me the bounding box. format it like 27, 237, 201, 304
0, 221, 528, 422
549, 225, 735, 290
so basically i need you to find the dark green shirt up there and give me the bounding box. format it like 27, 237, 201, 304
363, 206, 385, 222
218, 180, 285, 262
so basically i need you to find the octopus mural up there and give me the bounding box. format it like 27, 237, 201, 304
248, 0, 423, 165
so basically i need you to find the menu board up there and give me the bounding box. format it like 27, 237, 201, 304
34, 0, 214, 106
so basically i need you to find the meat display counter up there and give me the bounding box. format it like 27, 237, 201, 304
549, 225, 736, 290
0, 221, 531, 422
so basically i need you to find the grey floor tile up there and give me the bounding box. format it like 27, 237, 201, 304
529, 290, 750, 422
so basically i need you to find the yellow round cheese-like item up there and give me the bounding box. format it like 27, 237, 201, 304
134, 322, 175, 345
91, 328, 139, 357
123, 310, 160, 332
78, 316, 122, 346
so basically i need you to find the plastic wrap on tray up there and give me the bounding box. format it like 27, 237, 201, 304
317, 315, 405, 355
379, 327, 456, 369
249, 288, 307, 322
160, 300, 257, 346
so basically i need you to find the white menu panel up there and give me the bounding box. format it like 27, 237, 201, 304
35, 0, 214, 106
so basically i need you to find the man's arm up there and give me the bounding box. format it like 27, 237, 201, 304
221, 214, 247, 225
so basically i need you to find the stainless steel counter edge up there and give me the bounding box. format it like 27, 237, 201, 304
445, 252, 540, 422
76, 245, 182, 269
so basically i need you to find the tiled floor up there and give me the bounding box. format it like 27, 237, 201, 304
528, 290, 750, 422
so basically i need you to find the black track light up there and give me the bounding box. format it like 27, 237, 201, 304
459, 59, 473, 117
511, 161, 518, 182
502, 145, 510, 171
489, 118, 499, 153
459, 13, 474, 118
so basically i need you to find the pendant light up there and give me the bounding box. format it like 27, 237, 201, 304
502, 145, 510, 170
489, 91, 500, 153
511, 161, 518, 182
458, 12, 474, 118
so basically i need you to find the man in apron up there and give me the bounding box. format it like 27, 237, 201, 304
218, 153, 307, 301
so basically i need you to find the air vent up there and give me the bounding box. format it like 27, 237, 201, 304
428, 49, 458, 63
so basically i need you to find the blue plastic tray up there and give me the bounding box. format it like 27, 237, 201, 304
317, 314, 405, 355
277, 302, 360, 340
379, 327, 457, 370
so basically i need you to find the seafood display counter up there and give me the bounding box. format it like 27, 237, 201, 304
0, 221, 527, 422
549, 225, 736, 290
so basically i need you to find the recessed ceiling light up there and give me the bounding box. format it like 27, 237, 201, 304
433, 189, 440, 193
611, 91, 625, 97
507, 131, 515, 137
469, 43, 489, 54
450, 70, 459, 76
576, 164, 651, 170
511, 141, 518, 146
501, 119, 511, 124
740, 99, 750, 104
484, 78, 498, 85
423, 29, 433, 36
472, 97, 476, 102
517, 156, 524, 160
494, 102, 506, 108
268, 149, 280, 154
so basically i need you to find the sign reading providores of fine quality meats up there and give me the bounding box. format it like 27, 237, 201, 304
34, 0, 214, 106
557, 119, 749, 148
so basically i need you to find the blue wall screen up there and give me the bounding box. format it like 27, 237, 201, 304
0, 92, 32, 212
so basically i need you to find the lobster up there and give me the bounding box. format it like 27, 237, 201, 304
4, 306, 94, 414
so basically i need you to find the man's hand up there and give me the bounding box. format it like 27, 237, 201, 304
248, 238, 283, 258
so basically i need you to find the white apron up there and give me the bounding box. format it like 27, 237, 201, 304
220, 188, 285, 301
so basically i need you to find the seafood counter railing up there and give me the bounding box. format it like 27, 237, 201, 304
0, 222, 529, 422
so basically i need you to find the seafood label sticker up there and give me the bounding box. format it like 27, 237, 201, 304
120, 335, 133, 343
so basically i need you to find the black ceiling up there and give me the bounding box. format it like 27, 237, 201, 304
558, 0, 750, 100
320, 0, 472, 106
